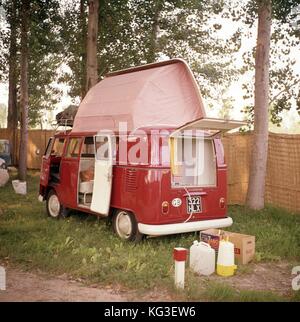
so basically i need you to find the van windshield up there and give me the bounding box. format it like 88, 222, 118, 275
170, 137, 216, 188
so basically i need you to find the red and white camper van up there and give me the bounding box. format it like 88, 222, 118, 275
39, 59, 244, 241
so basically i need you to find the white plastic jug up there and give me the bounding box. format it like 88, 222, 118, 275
217, 237, 237, 277
189, 241, 215, 276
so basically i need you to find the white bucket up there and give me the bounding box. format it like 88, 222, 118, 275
12, 180, 27, 195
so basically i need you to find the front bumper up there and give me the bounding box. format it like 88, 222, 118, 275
138, 217, 233, 236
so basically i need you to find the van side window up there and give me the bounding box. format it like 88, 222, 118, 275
95, 136, 109, 160
51, 138, 65, 157
66, 138, 82, 158
81, 137, 95, 158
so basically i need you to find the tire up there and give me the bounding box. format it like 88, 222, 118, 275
112, 210, 143, 242
46, 189, 67, 219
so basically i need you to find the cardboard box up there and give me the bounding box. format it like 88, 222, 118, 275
200, 229, 255, 265
200, 228, 224, 252
226, 231, 255, 265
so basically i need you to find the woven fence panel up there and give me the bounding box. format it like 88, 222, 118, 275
0, 128, 14, 142
265, 133, 300, 212
222, 133, 252, 205
1, 129, 299, 212
223, 132, 300, 213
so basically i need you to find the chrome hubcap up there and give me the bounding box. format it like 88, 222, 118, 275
48, 194, 60, 217
116, 212, 132, 239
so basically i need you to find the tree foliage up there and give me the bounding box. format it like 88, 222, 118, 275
1, 0, 299, 127
1, 0, 63, 127
60, 0, 242, 109
59, 0, 88, 99
241, 0, 300, 127
27, 0, 63, 127
0, 2, 10, 82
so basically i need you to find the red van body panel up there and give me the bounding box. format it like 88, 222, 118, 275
39, 129, 228, 229
105, 165, 227, 225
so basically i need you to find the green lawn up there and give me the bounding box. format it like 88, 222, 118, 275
0, 171, 299, 301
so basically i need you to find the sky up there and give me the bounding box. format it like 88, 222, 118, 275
0, 2, 299, 133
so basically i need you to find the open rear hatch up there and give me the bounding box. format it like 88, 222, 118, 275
169, 117, 246, 190
170, 117, 246, 138
168, 117, 246, 221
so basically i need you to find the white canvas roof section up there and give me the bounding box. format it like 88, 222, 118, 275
72, 59, 206, 133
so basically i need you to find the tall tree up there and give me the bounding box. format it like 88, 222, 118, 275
147, 0, 163, 63
246, 0, 271, 209
86, 0, 99, 92
241, 10, 300, 127
80, 0, 88, 98
6, 0, 18, 164
246, 0, 300, 209
18, 0, 29, 181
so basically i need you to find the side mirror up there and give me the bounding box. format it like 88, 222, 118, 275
35, 149, 40, 156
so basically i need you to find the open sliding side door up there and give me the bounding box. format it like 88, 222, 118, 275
90, 135, 114, 215
40, 137, 54, 187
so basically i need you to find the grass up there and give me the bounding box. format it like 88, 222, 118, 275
175, 277, 289, 302
201, 281, 286, 302
0, 170, 299, 301
230, 205, 300, 262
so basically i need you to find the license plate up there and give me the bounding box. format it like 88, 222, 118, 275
186, 196, 202, 214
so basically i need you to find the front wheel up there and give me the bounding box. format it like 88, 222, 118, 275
46, 190, 66, 219
112, 210, 143, 242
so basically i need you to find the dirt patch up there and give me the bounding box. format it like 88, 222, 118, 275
0, 262, 295, 301
0, 266, 173, 302
198, 262, 294, 296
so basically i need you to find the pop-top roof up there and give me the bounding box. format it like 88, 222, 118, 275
72, 58, 206, 133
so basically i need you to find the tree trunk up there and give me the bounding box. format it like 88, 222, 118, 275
18, 0, 30, 181
80, 0, 87, 99
246, 1, 272, 210
7, 0, 18, 164
147, 2, 161, 63
86, 0, 99, 92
